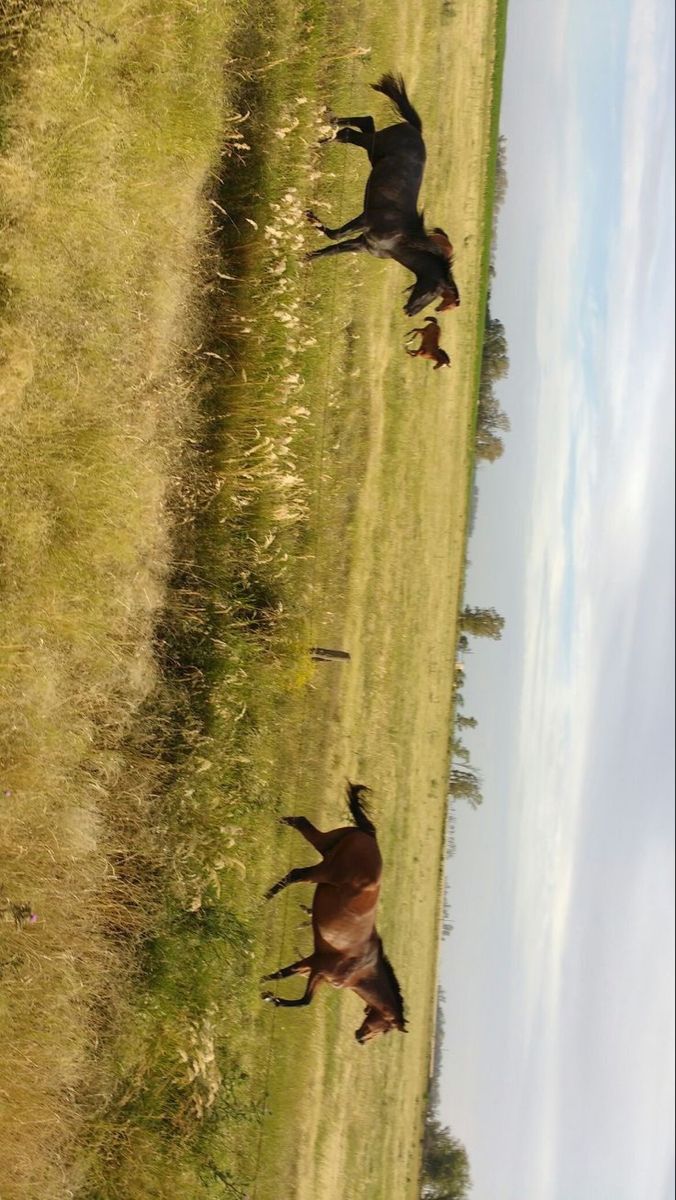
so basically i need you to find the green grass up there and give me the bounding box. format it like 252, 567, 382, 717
0, 0, 506, 1196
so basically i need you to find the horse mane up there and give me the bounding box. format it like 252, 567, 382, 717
405, 231, 454, 271
429, 227, 455, 264
377, 937, 407, 1029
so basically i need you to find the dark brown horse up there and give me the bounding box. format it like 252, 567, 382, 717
262, 783, 407, 1044
405, 316, 451, 369
306, 73, 460, 317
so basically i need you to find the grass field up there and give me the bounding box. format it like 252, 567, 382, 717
0, 0, 505, 1196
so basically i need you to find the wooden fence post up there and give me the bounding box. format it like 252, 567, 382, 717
309, 647, 351, 662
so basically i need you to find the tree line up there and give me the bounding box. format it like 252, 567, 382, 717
420, 137, 510, 1200
476, 309, 510, 462
420, 609, 504, 1198
476, 135, 510, 464
448, 606, 504, 810
421, 989, 473, 1199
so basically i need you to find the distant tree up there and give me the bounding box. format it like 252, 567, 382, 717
474, 427, 505, 462
449, 767, 482, 809
477, 389, 510, 433
452, 738, 470, 763
445, 825, 457, 860
422, 1119, 473, 1199
423, 998, 473, 1198
481, 313, 510, 381
475, 306, 510, 463
456, 634, 470, 654
428, 990, 446, 1112
467, 481, 480, 537
460, 606, 505, 641
493, 134, 508, 216
489, 135, 508, 276
456, 715, 477, 730
422, 972, 473, 1199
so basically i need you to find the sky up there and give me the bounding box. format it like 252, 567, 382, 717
437, 1, 675, 1198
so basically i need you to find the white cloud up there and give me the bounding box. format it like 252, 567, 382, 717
439, 1, 673, 1195
490, 0, 674, 1192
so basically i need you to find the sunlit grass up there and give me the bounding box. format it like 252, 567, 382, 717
0, 0, 366, 1195
0, 2, 242, 1196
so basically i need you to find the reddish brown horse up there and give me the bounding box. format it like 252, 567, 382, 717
262, 783, 407, 1044
405, 316, 451, 369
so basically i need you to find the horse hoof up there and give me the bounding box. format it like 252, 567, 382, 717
305, 211, 324, 232
261, 991, 276, 1004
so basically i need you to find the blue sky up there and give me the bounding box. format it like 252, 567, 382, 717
438, 1, 675, 1197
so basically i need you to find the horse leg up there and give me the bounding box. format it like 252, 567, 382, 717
264, 861, 329, 901
261, 955, 313, 983
262, 970, 323, 1008
327, 127, 371, 152
320, 123, 373, 149
306, 211, 366, 240
334, 127, 370, 150
332, 115, 375, 135
280, 815, 346, 857
306, 236, 367, 262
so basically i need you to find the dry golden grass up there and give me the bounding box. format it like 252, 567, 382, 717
0, 2, 234, 1194
0, 2, 371, 1195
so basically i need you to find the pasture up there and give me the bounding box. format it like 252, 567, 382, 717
0, 0, 505, 1197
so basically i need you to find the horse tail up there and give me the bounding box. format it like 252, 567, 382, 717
371, 73, 422, 133
346, 781, 376, 836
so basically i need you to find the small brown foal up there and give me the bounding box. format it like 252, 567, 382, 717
405, 315, 451, 368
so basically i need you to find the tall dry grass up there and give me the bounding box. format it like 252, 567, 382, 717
0, 0, 367, 1194
1, 2, 234, 1194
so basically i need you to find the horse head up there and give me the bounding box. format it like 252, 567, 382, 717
403, 231, 461, 316
404, 277, 444, 317
436, 285, 460, 313
430, 228, 461, 311
404, 275, 460, 316
354, 939, 407, 1043
355, 1005, 407, 1045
